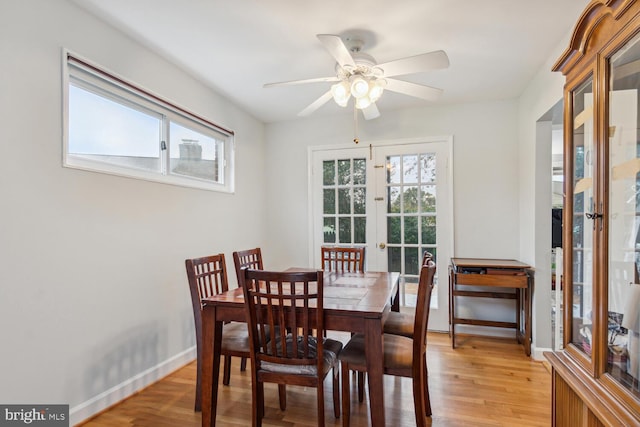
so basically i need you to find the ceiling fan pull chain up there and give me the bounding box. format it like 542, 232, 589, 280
353, 103, 359, 144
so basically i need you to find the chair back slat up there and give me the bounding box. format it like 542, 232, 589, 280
241, 269, 324, 370
321, 246, 365, 273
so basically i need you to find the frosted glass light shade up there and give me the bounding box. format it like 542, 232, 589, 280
369, 79, 386, 102
350, 76, 370, 99
331, 81, 350, 107
355, 95, 372, 109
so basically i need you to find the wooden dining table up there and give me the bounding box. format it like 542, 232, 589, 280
200, 269, 400, 427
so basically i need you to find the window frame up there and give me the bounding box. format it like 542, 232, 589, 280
62, 49, 235, 193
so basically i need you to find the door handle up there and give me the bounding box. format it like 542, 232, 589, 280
379, 243, 386, 249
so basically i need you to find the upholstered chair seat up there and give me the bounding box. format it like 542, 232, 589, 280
261, 335, 343, 376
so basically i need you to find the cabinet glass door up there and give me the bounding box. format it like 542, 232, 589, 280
608, 31, 640, 396
571, 77, 594, 358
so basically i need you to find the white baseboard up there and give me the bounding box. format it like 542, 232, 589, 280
70, 346, 196, 426
532, 345, 552, 361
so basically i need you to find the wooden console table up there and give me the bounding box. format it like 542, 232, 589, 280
448, 258, 533, 356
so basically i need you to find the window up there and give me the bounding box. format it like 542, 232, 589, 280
63, 51, 234, 192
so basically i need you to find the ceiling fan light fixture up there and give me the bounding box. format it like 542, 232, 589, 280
350, 75, 370, 99
368, 79, 386, 102
331, 81, 350, 107
355, 95, 372, 110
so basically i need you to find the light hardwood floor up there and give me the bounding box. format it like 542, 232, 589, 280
79, 333, 551, 426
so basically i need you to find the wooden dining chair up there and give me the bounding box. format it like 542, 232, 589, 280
232, 247, 264, 372
321, 246, 365, 273
240, 268, 343, 426
383, 251, 434, 338
233, 247, 264, 281
339, 258, 436, 427
185, 253, 250, 412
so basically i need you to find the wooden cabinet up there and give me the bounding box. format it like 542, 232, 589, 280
546, 1, 640, 425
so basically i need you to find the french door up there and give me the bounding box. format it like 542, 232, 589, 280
310, 138, 453, 331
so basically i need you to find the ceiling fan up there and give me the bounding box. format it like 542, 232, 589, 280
264, 33, 450, 120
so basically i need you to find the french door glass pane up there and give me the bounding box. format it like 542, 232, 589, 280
422, 185, 437, 212
405, 247, 419, 275
323, 217, 336, 243
388, 187, 401, 213
388, 156, 401, 183
323, 189, 335, 214
403, 155, 419, 183
353, 159, 366, 185
338, 160, 351, 185
353, 188, 366, 214
323, 161, 335, 185
338, 189, 351, 214
404, 186, 419, 213
404, 216, 419, 244
354, 217, 366, 244
388, 246, 401, 272
388, 217, 401, 244
322, 159, 366, 245
422, 216, 437, 244
421, 154, 436, 182
339, 218, 351, 242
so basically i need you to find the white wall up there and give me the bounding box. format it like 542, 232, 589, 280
0, 0, 266, 423
517, 27, 575, 357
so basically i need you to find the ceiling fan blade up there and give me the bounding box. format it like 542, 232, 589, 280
317, 34, 356, 69
385, 78, 443, 101
298, 90, 334, 117
362, 103, 380, 120
377, 50, 450, 77
264, 76, 340, 88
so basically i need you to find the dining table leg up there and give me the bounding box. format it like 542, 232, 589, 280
364, 316, 386, 427
201, 305, 223, 427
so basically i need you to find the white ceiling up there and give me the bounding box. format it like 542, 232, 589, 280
71, 0, 589, 123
